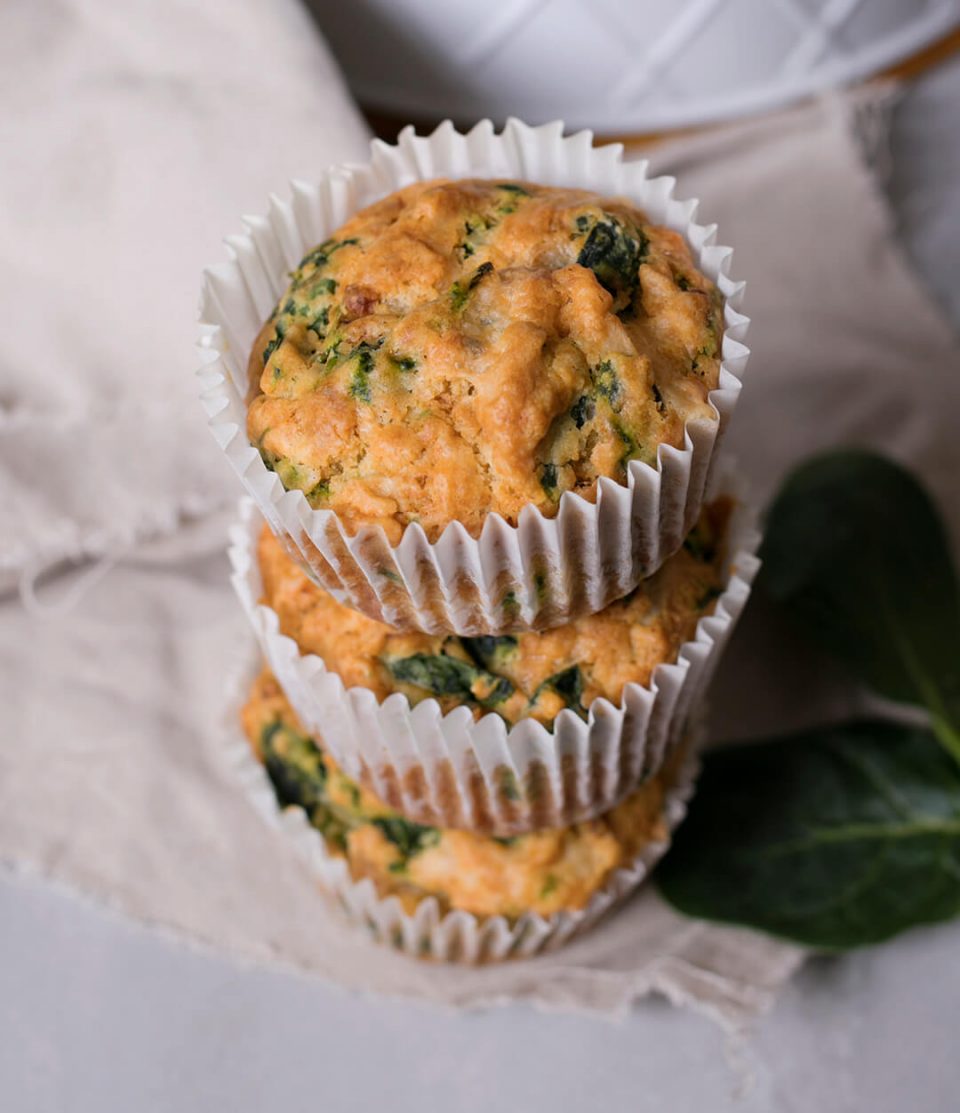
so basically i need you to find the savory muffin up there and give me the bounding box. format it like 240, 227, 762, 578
257, 498, 732, 727
243, 669, 679, 919
247, 178, 724, 543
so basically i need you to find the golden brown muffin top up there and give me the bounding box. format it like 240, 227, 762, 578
242, 669, 674, 918
257, 498, 731, 728
247, 179, 724, 543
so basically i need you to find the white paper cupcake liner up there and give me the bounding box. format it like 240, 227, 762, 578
222, 655, 702, 964
229, 477, 758, 837
199, 118, 750, 635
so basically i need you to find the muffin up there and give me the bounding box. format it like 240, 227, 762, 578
247, 179, 725, 544
256, 496, 732, 728
242, 669, 686, 923
203, 123, 749, 634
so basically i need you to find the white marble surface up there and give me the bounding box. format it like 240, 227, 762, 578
4, 53, 960, 1113
3, 871, 960, 1112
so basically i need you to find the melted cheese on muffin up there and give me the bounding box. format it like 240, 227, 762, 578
247, 179, 724, 543
243, 670, 676, 918
257, 499, 732, 727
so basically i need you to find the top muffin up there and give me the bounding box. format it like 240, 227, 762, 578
247, 179, 724, 544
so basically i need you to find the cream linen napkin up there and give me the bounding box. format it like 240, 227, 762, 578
0, 0, 369, 584
3, 66, 959, 1026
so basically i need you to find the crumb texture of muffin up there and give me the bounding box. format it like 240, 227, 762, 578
247, 178, 725, 543
257, 499, 732, 727
243, 670, 674, 919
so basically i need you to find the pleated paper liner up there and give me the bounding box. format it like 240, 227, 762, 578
229, 476, 758, 838
199, 118, 750, 636
222, 656, 702, 964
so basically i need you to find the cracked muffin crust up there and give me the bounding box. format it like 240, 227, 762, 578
247, 178, 724, 543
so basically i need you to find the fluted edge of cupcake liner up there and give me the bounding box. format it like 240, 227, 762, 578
199, 117, 750, 635
228, 467, 757, 837
221, 652, 703, 965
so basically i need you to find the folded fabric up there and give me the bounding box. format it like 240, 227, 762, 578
0, 0, 370, 581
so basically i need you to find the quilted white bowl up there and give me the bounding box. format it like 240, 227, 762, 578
318, 0, 959, 132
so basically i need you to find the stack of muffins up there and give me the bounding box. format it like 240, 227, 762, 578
200, 121, 754, 962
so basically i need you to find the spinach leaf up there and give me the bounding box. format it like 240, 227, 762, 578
531, 665, 587, 719
613, 422, 639, 469
306, 306, 329, 337
577, 217, 646, 304
296, 236, 358, 272
657, 720, 960, 949
591, 360, 623, 410
261, 322, 285, 366
459, 635, 518, 671
451, 261, 494, 311
260, 721, 350, 849
539, 462, 558, 497
458, 214, 498, 258
382, 652, 514, 708
308, 276, 337, 297
260, 721, 328, 811
346, 343, 378, 403
371, 816, 440, 870
495, 183, 531, 214
570, 394, 595, 429
760, 452, 960, 761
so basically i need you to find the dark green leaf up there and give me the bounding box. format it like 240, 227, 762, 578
657, 720, 960, 949
458, 214, 497, 258
260, 721, 328, 810
540, 462, 558, 496
451, 261, 494, 311
591, 360, 622, 410
531, 665, 586, 719
296, 237, 358, 271
576, 217, 646, 302
307, 479, 330, 503
382, 652, 514, 708
261, 322, 285, 366
615, 423, 637, 460
260, 720, 349, 848
308, 277, 337, 296
760, 451, 960, 760
495, 183, 531, 214
347, 344, 377, 402
459, 635, 518, 671
371, 816, 440, 868
570, 394, 595, 428
306, 306, 329, 336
